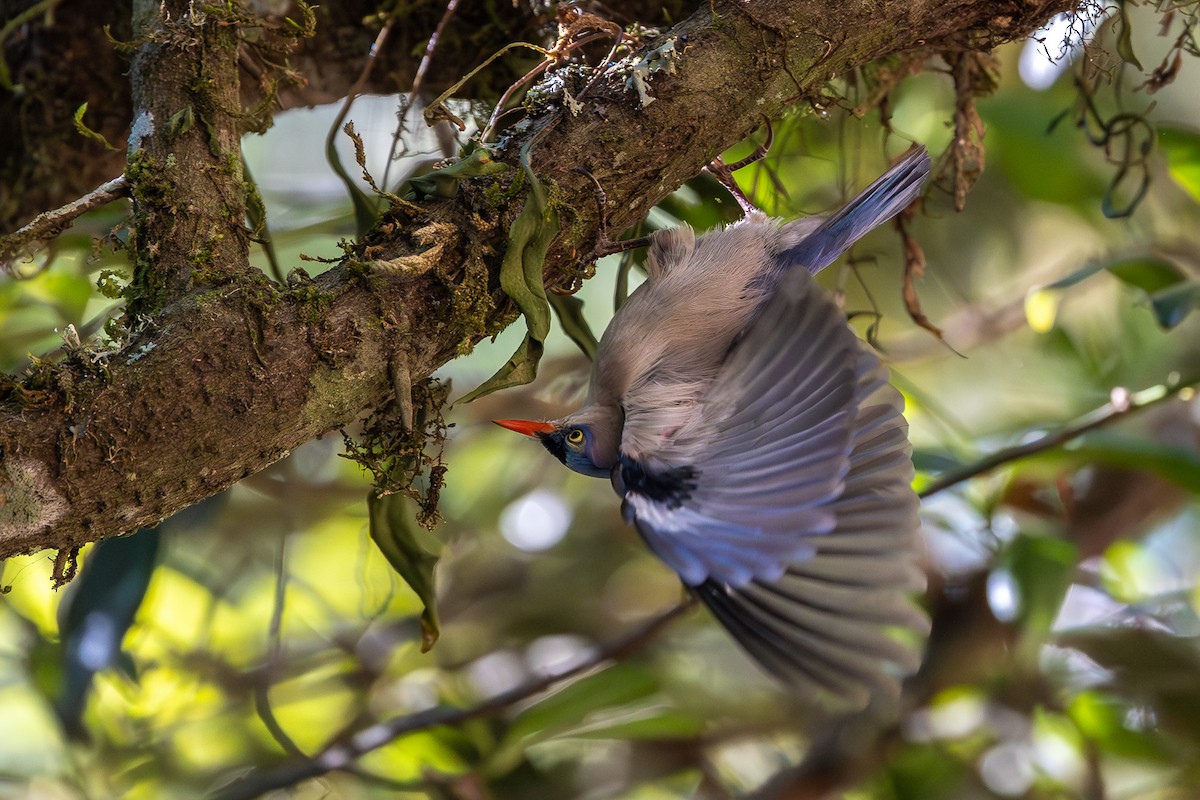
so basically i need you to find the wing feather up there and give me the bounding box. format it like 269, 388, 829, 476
616, 267, 925, 700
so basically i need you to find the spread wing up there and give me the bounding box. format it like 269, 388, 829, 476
615, 270, 926, 702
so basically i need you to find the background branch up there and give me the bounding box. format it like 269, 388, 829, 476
0, 175, 127, 273
210, 600, 696, 800
918, 377, 1199, 499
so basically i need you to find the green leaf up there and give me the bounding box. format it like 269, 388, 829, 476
1068, 691, 1171, 762
1000, 534, 1076, 639
489, 664, 658, 775
1060, 627, 1200, 745
1158, 125, 1200, 203
367, 492, 443, 652
548, 293, 598, 361
1105, 257, 1184, 294
560, 706, 703, 740
459, 177, 560, 403
72, 103, 117, 151
1114, 5, 1142, 70
1039, 254, 1199, 328
910, 449, 963, 474
407, 146, 509, 200
55, 527, 160, 737
457, 335, 545, 405
164, 107, 194, 140
1044, 255, 1181, 292
1069, 431, 1200, 493
1149, 280, 1200, 329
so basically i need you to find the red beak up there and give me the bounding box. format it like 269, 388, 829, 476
493, 419, 557, 438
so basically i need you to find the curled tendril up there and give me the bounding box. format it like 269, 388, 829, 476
1051, 77, 1155, 218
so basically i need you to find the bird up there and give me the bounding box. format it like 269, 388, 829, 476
495, 147, 931, 703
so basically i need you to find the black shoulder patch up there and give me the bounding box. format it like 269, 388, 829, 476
617, 454, 697, 509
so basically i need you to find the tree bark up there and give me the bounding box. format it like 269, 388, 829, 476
0, 0, 687, 230
0, 0, 1074, 559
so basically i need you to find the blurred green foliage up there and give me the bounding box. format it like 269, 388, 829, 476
6, 6, 1200, 799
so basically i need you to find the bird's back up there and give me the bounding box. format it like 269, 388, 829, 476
591, 216, 795, 457
592, 147, 932, 460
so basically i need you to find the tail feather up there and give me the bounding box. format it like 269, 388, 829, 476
778, 146, 931, 275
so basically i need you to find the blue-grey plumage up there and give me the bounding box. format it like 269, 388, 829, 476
495, 147, 931, 702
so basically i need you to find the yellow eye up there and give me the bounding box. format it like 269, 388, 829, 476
566, 429, 585, 445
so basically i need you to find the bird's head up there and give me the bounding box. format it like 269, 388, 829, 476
493, 409, 620, 479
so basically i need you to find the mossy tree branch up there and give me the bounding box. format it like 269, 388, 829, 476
0, 0, 1074, 559
126, 0, 252, 315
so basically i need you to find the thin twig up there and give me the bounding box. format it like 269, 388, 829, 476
323, 13, 399, 224
208, 599, 696, 800
1, 176, 128, 272
479, 31, 614, 142
382, 0, 463, 191
252, 537, 306, 758
918, 378, 1199, 499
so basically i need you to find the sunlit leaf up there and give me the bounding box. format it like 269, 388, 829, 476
1068, 691, 1168, 762
1159, 125, 1200, 203
72, 103, 117, 151
1099, 540, 1149, 603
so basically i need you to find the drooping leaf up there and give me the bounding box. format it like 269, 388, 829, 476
1044, 260, 1109, 291
1037, 254, 1197, 329
367, 492, 443, 652
72, 103, 118, 151
1149, 280, 1200, 329
548, 293, 598, 361
55, 526, 161, 739
1044, 255, 1181, 292
459, 173, 560, 403
1114, 4, 1142, 70
458, 335, 545, 405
